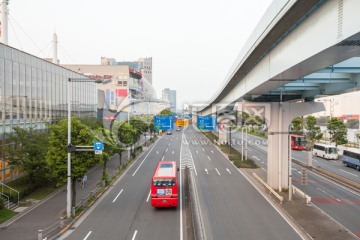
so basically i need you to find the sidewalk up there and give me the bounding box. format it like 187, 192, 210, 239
0, 147, 133, 240
241, 168, 358, 240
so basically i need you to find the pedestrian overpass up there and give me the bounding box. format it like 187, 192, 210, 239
196, 0, 360, 191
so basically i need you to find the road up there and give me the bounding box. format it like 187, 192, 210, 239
230, 131, 360, 238
183, 128, 303, 240
62, 133, 182, 240
62, 127, 305, 239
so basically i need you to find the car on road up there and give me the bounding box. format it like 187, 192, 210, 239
166, 131, 172, 135
176, 128, 181, 131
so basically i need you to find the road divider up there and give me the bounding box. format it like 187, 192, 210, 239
253, 173, 283, 204
292, 186, 311, 204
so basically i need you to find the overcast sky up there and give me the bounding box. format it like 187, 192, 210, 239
7, 0, 273, 109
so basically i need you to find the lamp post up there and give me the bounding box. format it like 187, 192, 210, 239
67, 77, 101, 218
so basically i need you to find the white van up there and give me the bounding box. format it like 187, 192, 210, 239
313, 143, 338, 160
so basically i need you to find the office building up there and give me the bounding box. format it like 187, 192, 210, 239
162, 88, 177, 112
0, 43, 98, 182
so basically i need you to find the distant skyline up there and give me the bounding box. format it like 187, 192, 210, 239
6, 0, 273, 109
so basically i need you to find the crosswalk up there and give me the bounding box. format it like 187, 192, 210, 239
180, 133, 196, 175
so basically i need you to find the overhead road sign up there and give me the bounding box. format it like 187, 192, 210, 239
176, 119, 189, 127
154, 116, 174, 130
197, 116, 217, 130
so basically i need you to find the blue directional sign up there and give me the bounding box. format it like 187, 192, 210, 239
93, 140, 104, 151
154, 116, 174, 130
197, 116, 217, 130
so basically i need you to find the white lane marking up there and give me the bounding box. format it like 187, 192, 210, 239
196, 150, 198, 154
306, 169, 360, 197
207, 156, 211, 161
313, 159, 318, 162
132, 140, 160, 176
161, 156, 164, 161
226, 168, 231, 174
211, 151, 214, 154
205, 168, 209, 174
316, 187, 341, 202
146, 190, 151, 202
262, 167, 267, 171
253, 156, 260, 161
156, 151, 159, 154
215, 168, 221, 175
202, 148, 205, 151
172, 151, 174, 154
84, 231, 92, 240
132, 230, 138, 240
112, 189, 124, 203
339, 169, 358, 177
166, 148, 168, 152
261, 161, 265, 164
180, 133, 184, 240
168, 143, 171, 146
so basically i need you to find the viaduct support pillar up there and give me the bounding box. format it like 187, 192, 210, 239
267, 102, 324, 191
235, 101, 324, 191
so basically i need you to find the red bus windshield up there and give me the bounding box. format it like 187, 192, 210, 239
291, 135, 306, 150
151, 161, 178, 207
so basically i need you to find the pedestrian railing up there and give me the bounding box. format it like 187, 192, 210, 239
0, 182, 19, 208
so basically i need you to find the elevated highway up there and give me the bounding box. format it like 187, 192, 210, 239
196, 0, 360, 190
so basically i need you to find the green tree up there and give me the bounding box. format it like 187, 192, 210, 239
80, 117, 104, 129
327, 117, 347, 146
291, 117, 303, 135
117, 121, 136, 155
159, 109, 173, 116
304, 115, 323, 150
92, 127, 122, 183
46, 117, 99, 209
316, 116, 329, 126
5, 127, 50, 186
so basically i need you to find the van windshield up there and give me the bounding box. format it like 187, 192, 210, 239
328, 147, 338, 154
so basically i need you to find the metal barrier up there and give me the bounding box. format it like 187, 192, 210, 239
292, 185, 311, 204
253, 173, 283, 204
0, 182, 19, 208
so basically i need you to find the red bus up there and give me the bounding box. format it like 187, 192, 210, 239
151, 161, 179, 207
291, 134, 306, 150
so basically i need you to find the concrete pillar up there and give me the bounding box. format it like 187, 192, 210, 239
235, 101, 324, 191
306, 151, 312, 167
267, 102, 324, 191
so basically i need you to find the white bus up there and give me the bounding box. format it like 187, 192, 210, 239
312, 143, 338, 160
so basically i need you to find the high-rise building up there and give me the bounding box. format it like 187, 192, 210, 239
162, 88, 177, 112
138, 57, 152, 85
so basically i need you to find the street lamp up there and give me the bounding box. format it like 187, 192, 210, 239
67, 77, 102, 218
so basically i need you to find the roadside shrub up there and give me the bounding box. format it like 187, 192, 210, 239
233, 159, 259, 169
0, 197, 4, 209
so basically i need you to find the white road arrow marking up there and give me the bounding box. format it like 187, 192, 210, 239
205, 168, 208, 174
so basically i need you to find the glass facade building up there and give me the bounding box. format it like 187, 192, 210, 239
0, 43, 98, 182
